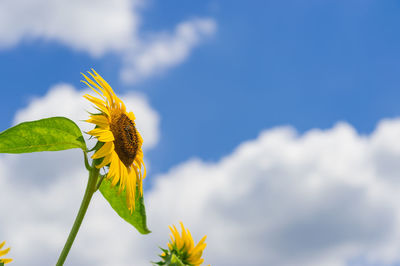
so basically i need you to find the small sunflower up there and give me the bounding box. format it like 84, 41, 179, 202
157, 222, 208, 266
82, 69, 146, 212
0, 241, 12, 264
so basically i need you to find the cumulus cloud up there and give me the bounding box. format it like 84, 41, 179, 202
147, 121, 400, 266
120, 18, 217, 83
4, 85, 400, 265
0, 0, 140, 56
0, 0, 216, 83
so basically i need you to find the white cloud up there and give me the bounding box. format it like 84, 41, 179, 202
5, 85, 400, 265
0, 0, 216, 83
120, 18, 217, 83
0, 0, 140, 57
146, 122, 400, 266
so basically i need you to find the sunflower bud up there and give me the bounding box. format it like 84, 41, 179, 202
155, 222, 208, 266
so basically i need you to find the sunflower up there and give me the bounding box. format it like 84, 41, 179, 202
158, 222, 208, 266
0, 241, 12, 264
82, 69, 146, 212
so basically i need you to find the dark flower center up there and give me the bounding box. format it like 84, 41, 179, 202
110, 113, 139, 167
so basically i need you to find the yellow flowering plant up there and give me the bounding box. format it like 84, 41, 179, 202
0, 241, 12, 265
0, 70, 209, 265
156, 222, 208, 266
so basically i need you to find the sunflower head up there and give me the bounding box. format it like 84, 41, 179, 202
0, 241, 12, 264
156, 222, 208, 266
82, 69, 146, 212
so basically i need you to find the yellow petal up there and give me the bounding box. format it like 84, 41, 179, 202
91, 68, 115, 93
108, 153, 120, 184
87, 115, 109, 129
128, 111, 136, 121
2, 258, 13, 263
172, 225, 183, 250
126, 169, 137, 210
186, 228, 195, 250
180, 222, 188, 247
134, 156, 146, 181
187, 250, 204, 264
81, 79, 105, 100
87, 71, 115, 104
98, 132, 115, 142
169, 233, 174, 244
92, 142, 113, 159
118, 162, 128, 191
0, 247, 10, 256
196, 235, 207, 247
83, 94, 110, 116
190, 243, 207, 258
88, 129, 114, 142
82, 73, 107, 97
96, 152, 113, 169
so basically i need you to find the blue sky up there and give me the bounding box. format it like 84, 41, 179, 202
2, 1, 400, 265
2, 1, 400, 175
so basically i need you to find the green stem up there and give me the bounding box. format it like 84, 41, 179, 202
95, 174, 105, 191
56, 167, 100, 266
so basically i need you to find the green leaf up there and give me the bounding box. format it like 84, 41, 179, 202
0, 117, 86, 153
0, 262, 4, 266
100, 178, 151, 234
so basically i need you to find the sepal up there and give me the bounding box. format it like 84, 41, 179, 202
153, 248, 188, 266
